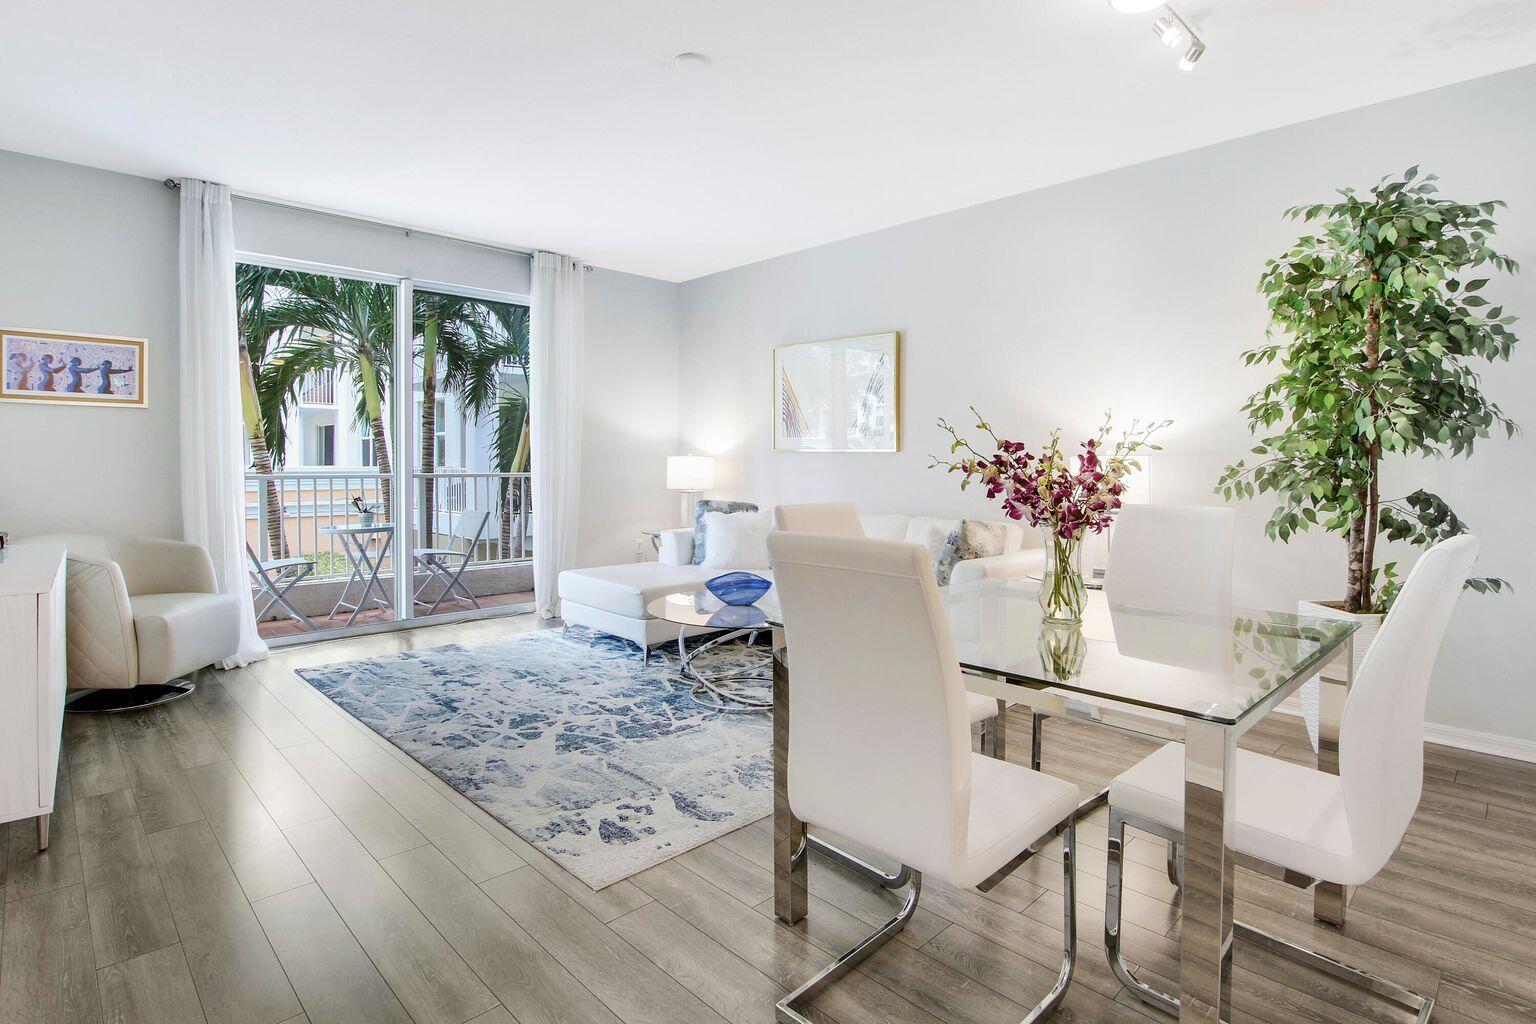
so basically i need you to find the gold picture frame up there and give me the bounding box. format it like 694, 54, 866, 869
773, 331, 900, 452
1, 328, 148, 408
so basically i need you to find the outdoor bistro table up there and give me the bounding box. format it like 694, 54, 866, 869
652, 576, 1358, 1024
319, 523, 395, 627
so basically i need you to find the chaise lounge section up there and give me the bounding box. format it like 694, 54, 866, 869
558, 512, 1044, 660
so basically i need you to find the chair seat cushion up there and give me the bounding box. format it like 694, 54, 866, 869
131, 592, 240, 685
962, 754, 1081, 888
1109, 742, 1359, 884
558, 563, 716, 619
966, 692, 998, 726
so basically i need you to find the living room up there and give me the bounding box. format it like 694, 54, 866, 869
1, 4, 1534, 1024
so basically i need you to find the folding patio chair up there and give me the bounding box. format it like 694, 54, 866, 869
413, 509, 491, 615
246, 544, 315, 631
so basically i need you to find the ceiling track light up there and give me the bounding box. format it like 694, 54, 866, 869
1109, 1, 1207, 71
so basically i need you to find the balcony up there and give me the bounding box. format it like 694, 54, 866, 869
245, 469, 533, 638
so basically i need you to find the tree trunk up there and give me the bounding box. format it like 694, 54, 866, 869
370, 415, 393, 523
420, 320, 439, 545
1357, 292, 1384, 611
238, 341, 287, 558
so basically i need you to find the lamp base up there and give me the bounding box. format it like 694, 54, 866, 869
680, 490, 701, 527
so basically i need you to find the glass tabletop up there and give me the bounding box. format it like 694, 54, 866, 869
646, 577, 1356, 725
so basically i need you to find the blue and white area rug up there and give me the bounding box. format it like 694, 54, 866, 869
297, 628, 771, 889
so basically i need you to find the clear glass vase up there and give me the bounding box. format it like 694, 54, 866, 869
1038, 529, 1087, 625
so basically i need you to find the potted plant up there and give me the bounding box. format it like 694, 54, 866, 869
351, 495, 380, 528
1217, 167, 1519, 744
933, 411, 1167, 625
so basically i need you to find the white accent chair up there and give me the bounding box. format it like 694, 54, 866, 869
1104, 534, 1476, 1024
774, 502, 1006, 758
29, 534, 241, 712
768, 531, 1081, 1024
1030, 505, 1236, 774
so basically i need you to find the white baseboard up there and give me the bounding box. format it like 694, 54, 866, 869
1270, 697, 1536, 764
1421, 722, 1536, 765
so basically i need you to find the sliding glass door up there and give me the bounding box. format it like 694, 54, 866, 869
237, 260, 531, 642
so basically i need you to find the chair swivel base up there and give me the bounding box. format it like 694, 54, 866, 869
66, 681, 197, 714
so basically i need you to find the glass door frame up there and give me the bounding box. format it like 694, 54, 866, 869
236, 252, 533, 646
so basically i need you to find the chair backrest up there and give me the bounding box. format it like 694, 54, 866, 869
449, 509, 491, 546
767, 532, 972, 880
1340, 535, 1477, 876
1105, 505, 1235, 608
773, 502, 864, 537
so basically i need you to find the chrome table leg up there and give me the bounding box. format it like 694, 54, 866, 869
1178, 718, 1237, 1024
1314, 633, 1353, 925
773, 634, 807, 924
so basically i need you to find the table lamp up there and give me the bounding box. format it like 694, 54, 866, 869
667, 455, 715, 526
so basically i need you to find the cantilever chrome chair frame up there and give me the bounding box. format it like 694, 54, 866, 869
777, 812, 1079, 1024
1105, 806, 1434, 1024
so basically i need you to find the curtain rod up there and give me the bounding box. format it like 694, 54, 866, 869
163, 177, 592, 270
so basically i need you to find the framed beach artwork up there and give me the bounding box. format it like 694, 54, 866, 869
1, 328, 148, 408
773, 331, 900, 452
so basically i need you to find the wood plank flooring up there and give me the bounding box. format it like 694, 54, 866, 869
2, 612, 1532, 1024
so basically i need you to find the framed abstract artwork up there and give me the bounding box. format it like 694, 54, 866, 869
1, 328, 148, 408
773, 331, 900, 452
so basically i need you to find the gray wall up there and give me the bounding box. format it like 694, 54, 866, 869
0, 150, 182, 538
678, 66, 1536, 747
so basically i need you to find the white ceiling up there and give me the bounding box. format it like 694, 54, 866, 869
4, 1, 1535, 282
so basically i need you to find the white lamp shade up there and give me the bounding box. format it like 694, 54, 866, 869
667, 455, 715, 491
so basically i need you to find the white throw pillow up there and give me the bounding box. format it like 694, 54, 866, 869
700, 509, 772, 571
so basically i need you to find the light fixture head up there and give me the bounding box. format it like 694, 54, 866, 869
1106, 0, 1165, 12
1178, 38, 1206, 71
667, 454, 715, 491
672, 52, 712, 72
1153, 14, 1185, 47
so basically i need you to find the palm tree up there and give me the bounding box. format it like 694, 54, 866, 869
236, 264, 298, 557
260, 276, 398, 521
474, 302, 531, 556
414, 293, 481, 542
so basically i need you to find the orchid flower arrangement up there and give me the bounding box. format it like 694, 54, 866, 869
931, 410, 1169, 624
930, 410, 1168, 541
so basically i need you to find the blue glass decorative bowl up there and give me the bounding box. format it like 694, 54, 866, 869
707, 605, 769, 629
705, 571, 772, 606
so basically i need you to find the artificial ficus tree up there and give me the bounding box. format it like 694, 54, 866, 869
1217, 167, 1519, 613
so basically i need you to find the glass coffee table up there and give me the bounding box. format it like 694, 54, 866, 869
645, 588, 781, 712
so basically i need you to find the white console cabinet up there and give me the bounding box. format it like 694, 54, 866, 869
0, 543, 67, 848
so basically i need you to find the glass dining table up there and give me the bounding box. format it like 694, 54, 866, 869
651, 576, 1358, 1024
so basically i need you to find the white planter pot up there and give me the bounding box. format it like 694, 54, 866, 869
1296, 600, 1384, 751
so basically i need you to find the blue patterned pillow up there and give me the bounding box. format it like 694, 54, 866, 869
692, 500, 759, 565
934, 519, 1007, 586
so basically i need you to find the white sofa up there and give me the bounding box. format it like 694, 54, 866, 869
558, 513, 1044, 660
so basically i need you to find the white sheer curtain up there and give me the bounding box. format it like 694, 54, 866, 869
178, 179, 266, 667
530, 251, 585, 618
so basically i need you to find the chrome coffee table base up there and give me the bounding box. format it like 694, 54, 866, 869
677, 627, 773, 712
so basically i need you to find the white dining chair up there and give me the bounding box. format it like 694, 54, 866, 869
768, 531, 1082, 1024
773, 502, 1007, 756
1029, 505, 1236, 784
1104, 534, 1476, 1024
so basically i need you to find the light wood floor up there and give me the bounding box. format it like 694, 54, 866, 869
3, 613, 1533, 1024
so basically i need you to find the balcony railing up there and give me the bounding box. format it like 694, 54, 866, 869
297, 369, 336, 406
245, 469, 532, 576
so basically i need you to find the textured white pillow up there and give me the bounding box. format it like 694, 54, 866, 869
700, 509, 772, 571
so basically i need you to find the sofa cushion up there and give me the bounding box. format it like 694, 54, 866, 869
904, 516, 959, 564
859, 514, 909, 541
935, 520, 1009, 586
699, 509, 772, 571
692, 500, 759, 565
559, 562, 715, 619
131, 592, 240, 685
